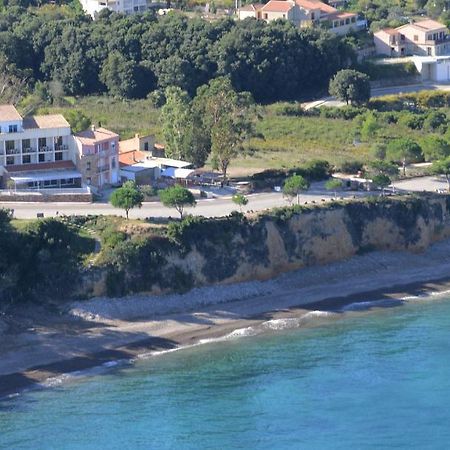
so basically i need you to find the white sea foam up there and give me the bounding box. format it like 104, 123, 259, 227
341, 299, 402, 312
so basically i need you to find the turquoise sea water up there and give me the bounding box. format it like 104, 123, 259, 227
2, 296, 450, 449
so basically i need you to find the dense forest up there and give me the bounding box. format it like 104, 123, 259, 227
0, 6, 356, 104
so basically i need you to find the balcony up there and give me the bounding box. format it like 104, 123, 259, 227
22, 147, 37, 154
97, 165, 110, 173
425, 35, 449, 45
6, 148, 20, 155
55, 144, 69, 151
39, 146, 52, 153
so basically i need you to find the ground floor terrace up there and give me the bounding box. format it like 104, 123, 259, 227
1, 161, 83, 191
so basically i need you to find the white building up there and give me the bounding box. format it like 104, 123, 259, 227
0, 105, 120, 191
0, 105, 83, 190
80, 0, 148, 18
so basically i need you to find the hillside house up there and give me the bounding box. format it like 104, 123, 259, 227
374, 19, 450, 57
238, 0, 365, 35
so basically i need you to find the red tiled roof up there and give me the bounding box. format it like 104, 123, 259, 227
240, 3, 263, 11
261, 0, 294, 12
328, 11, 357, 19
75, 127, 119, 145
5, 160, 76, 173
411, 18, 446, 31
0, 105, 22, 122
296, 0, 336, 13
119, 150, 146, 167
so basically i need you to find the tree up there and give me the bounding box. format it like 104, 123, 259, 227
431, 157, 450, 191
232, 193, 248, 212
386, 138, 423, 176
372, 174, 391, 196
65, 110, 91, 133
420, 135, 450, 161
369, 160, 399, 177
159, 184, 196, 219
329, 69, 371, 106
371, 143, 387, 160
360, 112, 380, 141
283, 175, 309, 205
110, 181, 144, 219
423, 111, 447, 131
100, 52, 153, 99
194, 77, 254, 181
160, 86, 193, 162
325, 178, 342, 198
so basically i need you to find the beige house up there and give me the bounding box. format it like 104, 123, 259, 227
374, 19, 450, 57
238, 0, 363, 35
73, 126, 120, 190
118, 133, 155, 154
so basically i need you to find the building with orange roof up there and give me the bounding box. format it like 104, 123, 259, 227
374, 18, 450, 82
374, 18, 450, 58
238, 0, 364, 35
73, 125, 119, 189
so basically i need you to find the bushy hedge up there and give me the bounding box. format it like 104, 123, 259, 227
251, 160, 332, 189
357, 61, 418, 81
370, 91, 450, 112
0, 214, 96, 304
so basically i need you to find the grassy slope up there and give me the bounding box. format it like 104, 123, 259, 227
38, 96, 162, 140
37, 96, 431, 176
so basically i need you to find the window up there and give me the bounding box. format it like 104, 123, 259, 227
282, 14, 285, 18
427, 47, 432, 55
6, 156, 14, 165
400, 34, 405, 41
38, 137, 46, 149
144, 142, 149, 151
311, 12, 315, 20
8, 125, 17, 133
351, 16, 356, 23
345, 18, 350, 24
86, 177, 91, 185
340, 20, 344, 26
22, 139, 31, 151
5, 140, 14, 151
86, 161, 91, 171
264, 13, 268, 19
55, 136, 63, 147
22, 155, 31, 164
39, 154, 45, 162
55, 152, 63, 161
111, 157, 116, 169
414, 35, 418, 41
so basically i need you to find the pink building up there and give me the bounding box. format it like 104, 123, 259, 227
73, 126, 119, 190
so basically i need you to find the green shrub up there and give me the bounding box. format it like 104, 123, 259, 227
340, 160, 364, 174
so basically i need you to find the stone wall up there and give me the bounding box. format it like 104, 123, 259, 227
0, 193, 92, 203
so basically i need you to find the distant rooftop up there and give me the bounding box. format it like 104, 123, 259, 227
23, 114, 70, 130
75, 127, 119, 144
0, 105, 22, 122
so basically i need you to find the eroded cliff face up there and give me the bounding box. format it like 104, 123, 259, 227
85, 195, 450, 298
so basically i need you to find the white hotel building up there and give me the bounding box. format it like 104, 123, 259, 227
0, 105, 119, 191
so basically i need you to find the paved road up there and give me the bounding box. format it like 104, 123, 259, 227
303, 82, 450, 110
392, 175, 449, 193
2, 177, 445, 220
1, 183, 369, 219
